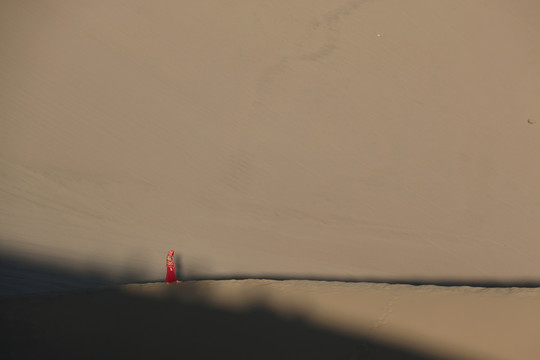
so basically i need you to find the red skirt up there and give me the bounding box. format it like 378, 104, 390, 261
166, 267, 177, 283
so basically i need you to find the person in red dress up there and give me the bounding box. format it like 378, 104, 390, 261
166, 250, 178, 283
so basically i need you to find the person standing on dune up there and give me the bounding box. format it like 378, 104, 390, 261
166, 250, 178, 283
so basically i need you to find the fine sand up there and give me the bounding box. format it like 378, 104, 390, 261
1, 1, 540, 358
2, 280, 540, 359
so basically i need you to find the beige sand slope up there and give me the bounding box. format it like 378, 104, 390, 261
2, 280, 540, 359
2, 1, 540, 284
127, 280, 540, 359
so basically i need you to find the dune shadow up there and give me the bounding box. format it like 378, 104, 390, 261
0, 253, 116, 297
2, 251, 539, 301
0, 252, 472, 359
1, 283, 453, 360
1, 251, 537, 359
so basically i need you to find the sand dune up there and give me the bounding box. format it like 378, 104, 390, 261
2, 280, 540, 359
2, 0, 540, 284
1, 1, 540, 358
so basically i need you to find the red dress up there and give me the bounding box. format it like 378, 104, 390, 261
166, 250, 177, 283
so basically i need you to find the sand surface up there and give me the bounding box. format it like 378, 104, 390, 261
1, 1, 540, 358
2, 280, 540, 359
2, 0, 540, 283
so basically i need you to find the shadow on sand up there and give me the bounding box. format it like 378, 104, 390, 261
2, 251, 538, 359
0, 253, 470, 360
2, 251, 538, 300
1, 283, 452, 360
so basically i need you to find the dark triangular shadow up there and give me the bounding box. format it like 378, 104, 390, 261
1, 284, 455, 360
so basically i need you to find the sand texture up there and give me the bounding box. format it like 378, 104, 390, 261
1, 1, 540, 358
2, 0, 540, 282
2, 280, 540, 359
